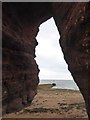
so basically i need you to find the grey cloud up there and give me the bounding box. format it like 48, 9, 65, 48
35, 17, 73, 80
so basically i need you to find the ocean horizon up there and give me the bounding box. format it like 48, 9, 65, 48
39, 79, 79, 91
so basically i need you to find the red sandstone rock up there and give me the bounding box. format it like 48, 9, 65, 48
2, 2, 90, 119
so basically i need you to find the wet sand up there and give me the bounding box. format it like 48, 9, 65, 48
3, 84, 88, 119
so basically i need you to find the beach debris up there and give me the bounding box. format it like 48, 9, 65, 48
22, 107, 61, 114
58, 102, 85, 112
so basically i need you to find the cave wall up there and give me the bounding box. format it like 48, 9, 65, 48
2, 3, 52, 113
2, 2, 90, 119
52, 2, 90, 117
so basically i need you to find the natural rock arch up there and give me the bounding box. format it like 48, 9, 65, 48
2, 2, 90, 119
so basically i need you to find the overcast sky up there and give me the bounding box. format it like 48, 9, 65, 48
35, 17, 73, 80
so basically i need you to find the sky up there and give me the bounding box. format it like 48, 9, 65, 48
35, 17, 73, 80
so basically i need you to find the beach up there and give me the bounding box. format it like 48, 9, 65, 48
3, 84, 88, 119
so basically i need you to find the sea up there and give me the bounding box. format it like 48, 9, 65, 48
39, 79, 79, 91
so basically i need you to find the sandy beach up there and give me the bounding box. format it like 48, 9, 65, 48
3, 84, 88, 119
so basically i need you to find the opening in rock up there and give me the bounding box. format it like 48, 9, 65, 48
35, 17, 79, 91
34, 17, 87, 118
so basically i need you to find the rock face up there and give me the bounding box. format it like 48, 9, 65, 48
2, 2, 90, 119
52, 2, 90, 118
2, 3, 52, 113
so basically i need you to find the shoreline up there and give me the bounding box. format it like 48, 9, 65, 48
39, 79, 79, 91
38, 84, 79, 93
51, 86, 79, 91
3, 84, 88, 119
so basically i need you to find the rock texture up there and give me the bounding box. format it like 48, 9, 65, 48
2, 2, 90, 119
52, 2, 90, 118
2, 3, 52, 114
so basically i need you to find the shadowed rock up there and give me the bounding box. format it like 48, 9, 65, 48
2, 2, 90, 119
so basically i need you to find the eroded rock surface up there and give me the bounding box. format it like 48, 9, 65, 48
2, 3, 52, 113
2, 2, 90, 119
52, 2, 90, 118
